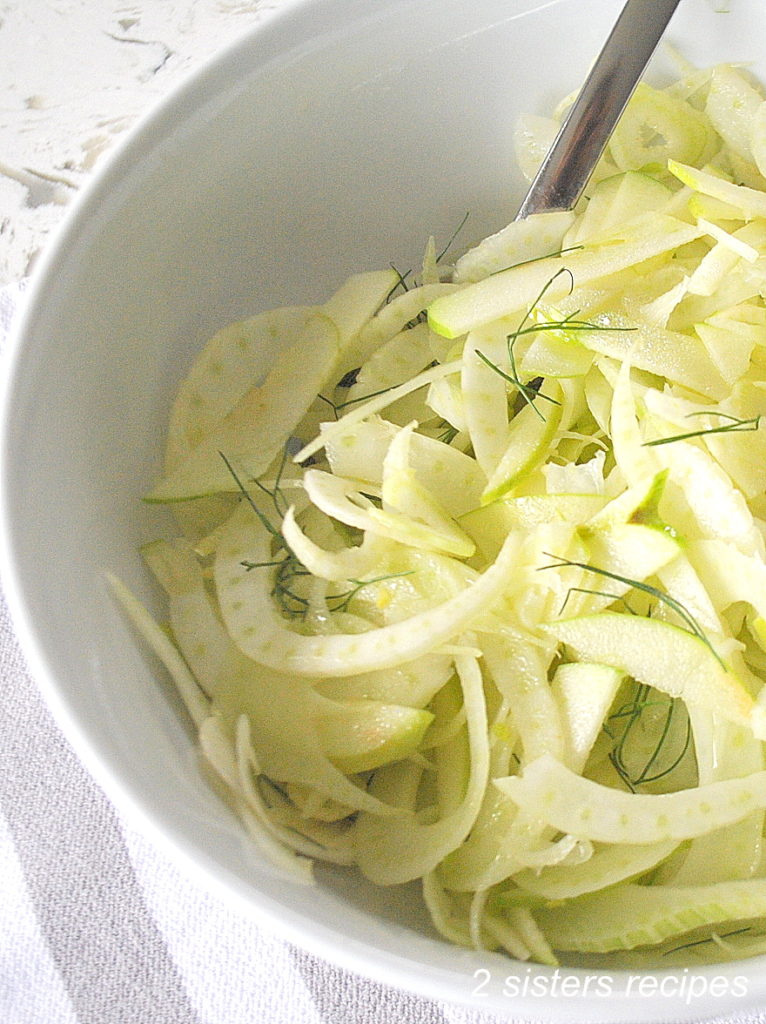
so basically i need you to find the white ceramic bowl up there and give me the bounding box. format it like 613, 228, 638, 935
3, 1, 766, 1020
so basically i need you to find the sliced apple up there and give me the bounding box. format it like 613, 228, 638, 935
314, 699, 434, 773
543, 612, 754, 731
427, 216, 703, 339
551, 662, 624, 772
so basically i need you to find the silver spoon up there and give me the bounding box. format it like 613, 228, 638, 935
515, 0, 682, 220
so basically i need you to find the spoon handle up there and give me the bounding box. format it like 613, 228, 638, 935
515, 0, 682, 220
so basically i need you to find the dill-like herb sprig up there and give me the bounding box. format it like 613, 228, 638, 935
437, 422, 459, 445
559, 586, 638, 616
320, 381, 403, 415
644, 411, 761, 447
387, 264, 413, 302
436, 211, 470, 264
475, 341, 561, 422
538, 552, 725, 668
220, 450, 313, 617
476, 268, 634, 420
603, 681, 692, 793
606, 684, 692, 794
249, 442, 291, 518
662, 926, 753, 957
219, 451, 284, 545
326, 571, 414, 614
220, 450, 414, 620
488, 244, 585, 277
387, 212, 471, 313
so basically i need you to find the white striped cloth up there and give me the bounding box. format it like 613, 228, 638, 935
2, 281, 765, 1024
0, 282, 515, 1024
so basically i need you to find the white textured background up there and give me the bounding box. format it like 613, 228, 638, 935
0, 0, 285, 284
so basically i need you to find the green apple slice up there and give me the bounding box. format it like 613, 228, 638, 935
543, 612, 754, 729
353, 653, 489, 885
314, 699, 434, 773
551, 662, 624, 772
669, 159, 766, 219
481, 380, 564, 504
427, 216, 703, 339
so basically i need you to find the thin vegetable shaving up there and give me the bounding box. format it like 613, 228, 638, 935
114, 56, 766, 966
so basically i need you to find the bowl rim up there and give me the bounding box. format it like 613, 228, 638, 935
3, 1, 766, 1020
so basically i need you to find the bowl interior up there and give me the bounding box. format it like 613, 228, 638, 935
4, 0, 766, 1019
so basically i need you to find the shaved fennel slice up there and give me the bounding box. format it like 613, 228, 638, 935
150, 270, 396, 502
705, 64, 765, 165
651, 440, 764, 556
422, 871, 474, 948
302, 468, 472, 557
317, 654, 453, 708
511, 840, 679, 901
496, 753, 766, 845
107, 574, 209, 727
141, 536, 408, 816
339, 283, 458, 376
454, 210, 576, 284
146, 313, 340, 502
688, 538, 766, 621
354, 654, 489, 885
608, 83, 716, 172
233, 716, 315, 882
671, 713, 764, 885
534, 879, 766, 953
379, 422, 475, 558
461, 327, 514, 476
482, 634, 565, 765
213, 510, 521, 677
481, 380, 564, 504
227, 715, 356, 869
324, 416, 484, 517
293, 359, 461, 464
608, 360, 659, 485
343, 321, 434, 407
165, 305, 316, 471
213, 661, 409, 817
280, 507, 390, 582
427, 216, 704, 339
321, 268, 401, 348
141, 537, 233, 695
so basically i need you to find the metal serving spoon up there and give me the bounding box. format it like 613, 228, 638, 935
515, 0, 683, 220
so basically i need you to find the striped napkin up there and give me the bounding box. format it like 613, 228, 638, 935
0, 283, 511, 1024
